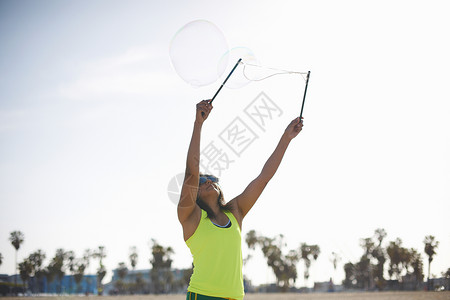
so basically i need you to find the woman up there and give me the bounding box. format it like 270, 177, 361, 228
178, 100, 303, 300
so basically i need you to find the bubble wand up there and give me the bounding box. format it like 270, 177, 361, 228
299, 71, 311, 120
209, 58, 242, 104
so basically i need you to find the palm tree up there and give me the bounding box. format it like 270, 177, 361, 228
343, 262, 356, 289
117, 262, 128, 279
48, 249, 67, 294
18, 258, 33, 292
83, 249, 92, 274
374, 228, 387, 245
129, 246, 138, 270
245, 232, 300, 291
129, 246, 138, 285
423, 235, 439, 290
73, 259, 87, 293
9, 231, 25, 289
115, 262, 128, 294
66, 251, 76, 293
43, 264, 56, 293
93, 246, 107, 295
82, 249, 92, 294
330, 252, 341, 271
443, 268, 450, 291
387, 238, 404, 280
372, 229, 387, 290
300, 243, 320, 287
29, 250, 46, 293
409, 248, 424, 289
150, 240, 175, 294
330, 251, 341, 286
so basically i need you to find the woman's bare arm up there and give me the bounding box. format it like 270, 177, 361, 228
177, 100, 213, 224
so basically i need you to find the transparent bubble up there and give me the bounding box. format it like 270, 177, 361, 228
217, 47, 258, 89
169, 20, 229, 88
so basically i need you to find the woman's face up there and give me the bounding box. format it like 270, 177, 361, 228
198, 177, 220, 202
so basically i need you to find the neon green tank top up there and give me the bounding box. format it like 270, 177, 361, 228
186, 209, 244, 300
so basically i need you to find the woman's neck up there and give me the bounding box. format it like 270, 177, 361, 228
210, 204, 222, 216
197, 198, 222, 219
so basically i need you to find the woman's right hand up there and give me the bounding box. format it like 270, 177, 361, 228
196, 100, 213, 124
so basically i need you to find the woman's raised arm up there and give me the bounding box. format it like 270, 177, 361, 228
177, 100, 213, 224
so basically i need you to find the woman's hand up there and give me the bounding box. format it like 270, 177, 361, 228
195, 100, 213, 124
284, 117, 303, 140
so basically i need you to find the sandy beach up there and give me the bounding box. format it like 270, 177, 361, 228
2, 292, 449, 300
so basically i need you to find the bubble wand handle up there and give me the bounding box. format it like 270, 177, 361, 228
209, 58, 242, 104
299, 71, 311, 120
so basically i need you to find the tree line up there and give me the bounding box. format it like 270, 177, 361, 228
2, 229, 448, 295
112, 239, 190, 295
245, 228, 446, 291
4, 231, 108, 294
2, 232, 185, 295
343, 230, 442, 291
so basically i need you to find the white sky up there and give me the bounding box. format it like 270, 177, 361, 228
0, 0, 449, 288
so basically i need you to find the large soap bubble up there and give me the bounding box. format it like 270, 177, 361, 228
217, 47, 258, 89
169, 20, 229, 88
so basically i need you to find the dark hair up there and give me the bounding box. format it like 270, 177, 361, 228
196, 173, 234, 219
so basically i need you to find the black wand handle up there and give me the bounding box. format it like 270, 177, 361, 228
299, 71, 311, 121
209, 58, 242, 104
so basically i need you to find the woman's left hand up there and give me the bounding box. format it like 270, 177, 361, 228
284, 117, 303, 140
